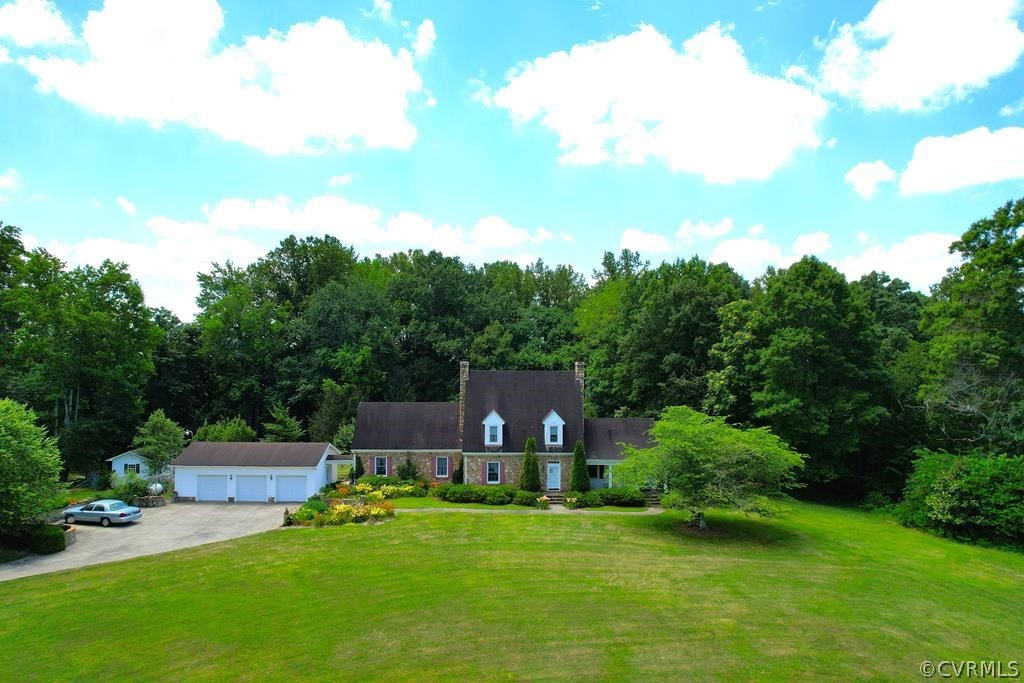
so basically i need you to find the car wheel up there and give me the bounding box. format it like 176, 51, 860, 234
65, 514, 75, 524
100, 517, 110, 527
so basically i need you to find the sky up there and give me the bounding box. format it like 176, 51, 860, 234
1, 0, 1023, 319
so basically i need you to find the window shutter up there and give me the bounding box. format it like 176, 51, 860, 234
499, 462, 504, 484
433, 457, 438, 478
387, 457, 392, 477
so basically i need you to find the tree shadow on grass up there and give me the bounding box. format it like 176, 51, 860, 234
634, 510, 806, 551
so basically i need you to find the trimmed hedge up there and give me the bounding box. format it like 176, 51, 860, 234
29, 524, 67, 554
565, 487, 645, 509
431, 484, 519, 505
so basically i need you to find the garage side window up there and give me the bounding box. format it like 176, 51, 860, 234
375, 456, 387, 476
436, 456, 449, 478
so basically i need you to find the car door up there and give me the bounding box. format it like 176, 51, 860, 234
91, 504, 107, 523
76, 504, 94, 522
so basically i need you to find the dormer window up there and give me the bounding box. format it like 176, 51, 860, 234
482, 410, 505, 447
542, 409, 565, 447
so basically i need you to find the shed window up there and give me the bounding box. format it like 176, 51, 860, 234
486, 462, 500, 484
123, 463, 140, 474
375, 456, 387, 476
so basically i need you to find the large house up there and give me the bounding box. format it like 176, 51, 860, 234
353, 362, 653, 491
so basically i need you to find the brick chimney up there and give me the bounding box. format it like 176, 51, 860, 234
574, 361, 586, 406
458, 360, 470, 446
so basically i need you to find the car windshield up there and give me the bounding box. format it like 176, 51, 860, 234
110, 502, 127, 510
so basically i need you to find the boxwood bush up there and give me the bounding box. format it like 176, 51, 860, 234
431, 484, 519, 505
28, 524, 67, 555
598, 487, 646, 507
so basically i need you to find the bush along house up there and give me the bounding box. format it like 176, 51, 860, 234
352, 362, 653, 492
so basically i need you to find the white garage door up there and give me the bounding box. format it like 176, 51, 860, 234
276, 475, 307, 502
236, 475, 267, 502
197, 475, 228, 501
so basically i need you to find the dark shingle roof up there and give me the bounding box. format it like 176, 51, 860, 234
353, 402, 460, 450
583, 418, 654, 459
171, 442, 332, 468
462, 370, 583, 452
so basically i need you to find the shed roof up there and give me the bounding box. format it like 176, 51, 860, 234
352, 402, 460, 450
106, 450, 142, 462
583, 418, 654, 459
462, 370, 583, 453
171, 442, 335, 468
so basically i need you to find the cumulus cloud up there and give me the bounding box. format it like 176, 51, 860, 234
710, 237, 789, 278
489, 23, 827, 183
1000, 96, 1024, 117
835, 232, 960, 292
619, 228, 673, 254
0, 0, 74, 48
115, 196, 137, 215
845, 160, 896, 199
0, 45, 11, 63
327, 173, 355, 186
792, 231, 831, 256
412, 19, 436, 59
365, 0, 393, 23
676, 217, 734, 241
900, 126, 1024, 195
19, 0, 428, 155
817, 0, 1024, 112
747, 224, 766, 236
0, 167, 21, 190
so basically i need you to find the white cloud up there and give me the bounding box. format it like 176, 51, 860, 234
0, 167, 21, 190
412, 19, 436, 60
490, 23, 827, 183
856, 231, 871, 244
619, 228, 672, 254
826, 137, 837, 149
818, 0, 1024, 112
710, 237, 790, 278
366, 0, 393, 23
792, 231, 831, 256
845, 160, 896, 199
1000, 96, 1024, 117
116, 196, 137, 215
327, 173, 354, 186
747, 224, 766, 236
0, 0, 74, 48
900, 126, 1024, 195
19, 0, 428, 155
0, 45, 11, 63
835, 232, 960, 292
676, 217, 734, 241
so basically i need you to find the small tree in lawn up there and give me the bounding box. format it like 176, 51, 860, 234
0, 399, 63, 535
520, 436, 541, 492
262, 401, 304, 442
615, 406, 805, 530
569, 439, 590, 492
132, 409, 185, 477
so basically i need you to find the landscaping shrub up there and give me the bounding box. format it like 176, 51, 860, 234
432, 484, 519, 505
513, 490, 540, 506
534, 495, 550, 510
897, 449, 1024, 545
598, 487, 646, 507
289, 499, 395, 527
302, 498, 329, 515
563, 491, 601, 509
353, 455, 365, 479
112, 473, 151, 503
28, 524, 66, 554
396, 456, 420, 481
359, 475, 403, 488
570, 440, 590, 492
659, 491, 685, 510
520, 437, 542, 492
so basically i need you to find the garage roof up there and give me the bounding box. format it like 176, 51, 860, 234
171, 442, 336, 468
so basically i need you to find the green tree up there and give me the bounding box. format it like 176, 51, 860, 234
194, 416, 256, 442
353, 454, 365, 479
519, 436, 541, 492
332, 418, 354, 452
131, 409, 184, 475
616, 406, 804, 529
569, 439, 589, 492
261, 401, 304, 442
920, 198, 1024, 453
396, 455, 419, 480
0, 399, 63, 534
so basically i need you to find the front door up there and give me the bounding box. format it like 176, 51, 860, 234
547, 462, 561, 491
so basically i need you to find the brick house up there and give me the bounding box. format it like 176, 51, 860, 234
352, 362, 653, 491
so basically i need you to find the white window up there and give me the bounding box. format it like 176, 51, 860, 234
542, 409, 565, 447
486, 461, 500, 484
436, 456, 449, 478
374, 456, 387, 476
482, 410, 505, 447
123, 463, 140, 474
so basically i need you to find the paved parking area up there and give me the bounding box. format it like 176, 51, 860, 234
0, 503, 290, 582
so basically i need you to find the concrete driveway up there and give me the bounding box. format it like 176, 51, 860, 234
0, 503, 290, 582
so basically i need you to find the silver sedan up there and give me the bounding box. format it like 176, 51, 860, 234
63, 499, 143, 527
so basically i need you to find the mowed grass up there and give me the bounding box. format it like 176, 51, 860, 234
2, 503, 1022, 681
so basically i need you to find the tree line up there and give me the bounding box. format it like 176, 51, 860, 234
3, 198, 1023, 504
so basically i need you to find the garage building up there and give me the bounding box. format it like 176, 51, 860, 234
172, 442, 348, 503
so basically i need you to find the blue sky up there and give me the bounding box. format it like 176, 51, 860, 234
1, 0, 1023, 318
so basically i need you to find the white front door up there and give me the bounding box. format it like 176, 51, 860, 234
546, 462, 561, 491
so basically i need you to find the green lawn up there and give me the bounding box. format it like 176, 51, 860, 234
1, 502, 1022, 680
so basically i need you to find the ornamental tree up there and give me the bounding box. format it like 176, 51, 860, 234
0, 399, 63, 534
519, 436, 541, 492
569, 439, 590, 492
131, 409, 185, 476
617, 406, 805, 529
